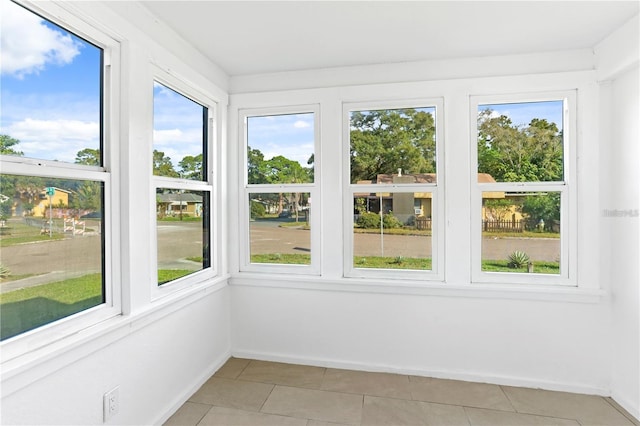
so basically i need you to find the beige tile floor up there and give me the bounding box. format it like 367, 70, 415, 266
165, 358, 639, 426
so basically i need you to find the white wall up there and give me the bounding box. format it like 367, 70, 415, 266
1, 288, 231, 425
606, 64, 640, 420
232, 285, 611, 393
228, 65, 613, 396
595, 15, 640, 419
1, 2, 232, 425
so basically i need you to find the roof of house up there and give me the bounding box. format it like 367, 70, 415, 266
157, 193, 203, 203
359, 173, 497, 185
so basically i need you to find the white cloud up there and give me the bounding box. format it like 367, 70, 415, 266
6, 118, 99, 162
153, 128, 203, 167
153, 128, 202, 145
0, 0, 81, 78
261, 142, 314, 167
293, 120, 311, 129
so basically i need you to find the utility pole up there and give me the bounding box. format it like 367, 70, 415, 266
45, 187, 55, 237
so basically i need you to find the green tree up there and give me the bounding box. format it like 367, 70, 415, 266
265, 155, 310, 184
153, 150, 179, 178
250, 200, 266, 219
72, 181, 102, 212
264, 156, 311, 218
520, 193, 560, 231
483, 199, 514, 221
13, 176, 45, 216
0, 134, 23, 155
75, 148, 100, 166
350, 108, 436, 183
247, 147, 269, 184
178, 154, 203, 180
477, 109, 563, 182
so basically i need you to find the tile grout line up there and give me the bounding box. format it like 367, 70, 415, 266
461, 406, 473, 426
603, 397, 640, 426
235, 358, 253, 378
497, 384, 518, 413
194, 404, 215, 426
257, 382, 277, 413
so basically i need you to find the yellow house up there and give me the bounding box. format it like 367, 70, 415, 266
32, 187, 71, 218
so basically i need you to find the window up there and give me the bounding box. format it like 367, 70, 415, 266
152, 80, 214, 288
0, 1, 118, 347
241, 108, 318, 273
471, 93, 576, 285
344, 101, 444, 280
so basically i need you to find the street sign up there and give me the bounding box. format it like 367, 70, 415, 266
45, 187, 55, 196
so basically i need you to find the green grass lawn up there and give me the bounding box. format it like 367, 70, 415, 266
354, 256, 432, 269
0, 273, 103, 340
483, 231, 560, 239
0, 221, 65, 247
482, 260, 560, 274
0, 254, 559, 340
250, 253, 559, 274
0, 269, 202, 339
158, 269, 195, 285
354, 228, 432, 236
251, 253, 311, 265
157, 216, 202, 222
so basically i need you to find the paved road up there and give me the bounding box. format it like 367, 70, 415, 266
1, 220, 559, 291
250, 221, 560, 262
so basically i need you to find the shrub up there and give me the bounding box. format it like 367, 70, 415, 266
356, 212, 382, 229
250, 200, 266, 218
356, 212, 403, 229
507, 251, 530, 268
383, 213, 402, 229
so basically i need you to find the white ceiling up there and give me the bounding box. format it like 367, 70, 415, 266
142, 1, 639, 77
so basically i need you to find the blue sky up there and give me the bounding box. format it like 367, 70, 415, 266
1, 0, 561, 168
247, 113, 315, 167
479, 101, 563, 131
153, 82, 205, 168
0, 0, 102, 163
1, 0, 201, 167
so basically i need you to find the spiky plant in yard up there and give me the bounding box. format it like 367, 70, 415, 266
0, 264, 10, 279
508, 251, 530, 269
393, 256, 405, 265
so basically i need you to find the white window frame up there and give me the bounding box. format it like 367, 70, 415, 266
150, 69, 217, 300
0, 1, 121, 362
342, 98, 445, 281
470, 91, 577, 286
239, 105, 321, 275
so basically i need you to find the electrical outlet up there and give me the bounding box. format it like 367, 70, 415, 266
103, 386, 119, 422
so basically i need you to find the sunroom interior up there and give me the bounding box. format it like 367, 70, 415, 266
0, 1, 638, 424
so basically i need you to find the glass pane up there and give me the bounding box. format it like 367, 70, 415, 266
350, 107, 436, 185
156, 188, 210, 285
481, 191, 560, 274
246, 113, 314, 184
153, 82, 207, 180
249, 192, 311, 265
0, 2, 102, 164
0, 174, 104, 340
353, 191, 432, 271
477, 101, 563, 182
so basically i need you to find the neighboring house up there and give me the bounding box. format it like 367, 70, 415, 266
355, 172, 518, 225
30, 187, 71, 218
156, 192, 203, 217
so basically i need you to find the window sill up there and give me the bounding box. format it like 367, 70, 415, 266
0, 274, 230, 397
230, 272, 605, 304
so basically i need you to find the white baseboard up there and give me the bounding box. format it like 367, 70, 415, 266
610, 390, 640, 423
232, 349, 609, 397
154, 350, 231, 426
